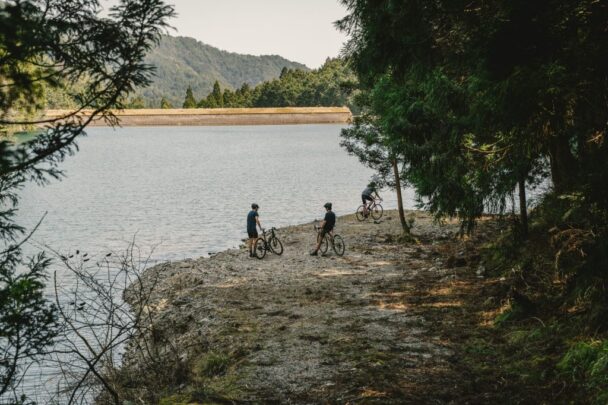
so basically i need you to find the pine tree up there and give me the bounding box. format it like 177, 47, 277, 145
160, 97, 172, 109
210, 80, 224, 108
182, 86, 197, 108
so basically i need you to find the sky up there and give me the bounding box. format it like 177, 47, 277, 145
104, 0, 350, 68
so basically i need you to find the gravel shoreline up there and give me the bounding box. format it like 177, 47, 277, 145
120, 210, 488, 403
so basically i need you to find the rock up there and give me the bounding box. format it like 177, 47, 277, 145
476, 265, 486, 278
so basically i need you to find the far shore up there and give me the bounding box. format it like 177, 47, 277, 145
43, 106, 352, 127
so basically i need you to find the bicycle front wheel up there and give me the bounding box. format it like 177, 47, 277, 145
318, 234, 329, 254
269, 237, 284, 255
254, 238, 267, 259
371, 204, 384, 220
355, 205, 366, 221
332, 235, 345, 256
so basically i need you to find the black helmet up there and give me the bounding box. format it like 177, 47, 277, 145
251, 203, 259, 209
324, 202, 332, 210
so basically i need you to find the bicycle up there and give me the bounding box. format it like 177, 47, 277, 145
314, 224, 345, 256
356, 197, 383, 221
254, 227, 284, 259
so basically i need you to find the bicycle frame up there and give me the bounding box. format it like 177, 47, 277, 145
365, 197, 382, 210
259, 228, 277, 248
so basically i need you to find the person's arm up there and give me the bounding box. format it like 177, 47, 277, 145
256, 214, 262, 230
374, 190, 382, 200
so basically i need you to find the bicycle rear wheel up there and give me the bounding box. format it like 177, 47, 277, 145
332, 235, 345, 256
269, 237, 284, 255
254, 238, 267, 259
355, 205, 366, 221
318, 234, 329, 254
371, 204, 384, 220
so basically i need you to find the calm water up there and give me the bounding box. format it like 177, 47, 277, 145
19, 124, 411, 262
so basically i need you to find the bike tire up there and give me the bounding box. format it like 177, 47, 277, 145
318, 234, 329, 254
269, 237, 284, 255
355, 205, 366, 221
254, 238, 267, 259
371, 204, 384, 220
332, 235, 345, 256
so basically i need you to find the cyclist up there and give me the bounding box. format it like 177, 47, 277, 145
310, 202, 335, 256
247, 203, 262, 258
362, 182, 381, 217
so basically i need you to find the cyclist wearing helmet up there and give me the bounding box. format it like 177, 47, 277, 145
311, 202, 336, 256
247, 203, 262, 257
362, 181, 381, 217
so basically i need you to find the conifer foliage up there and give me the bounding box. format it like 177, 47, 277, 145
0, 0, 174, 399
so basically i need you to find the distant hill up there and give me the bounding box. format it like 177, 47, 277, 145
137, 35, 309, 107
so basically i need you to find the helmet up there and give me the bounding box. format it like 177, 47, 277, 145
251, 203, 259, 209
324, 202, 332, 210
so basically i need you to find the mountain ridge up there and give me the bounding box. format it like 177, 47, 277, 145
137, 35, 309, 107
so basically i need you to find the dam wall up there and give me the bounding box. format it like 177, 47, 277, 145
44, 107, 352, 126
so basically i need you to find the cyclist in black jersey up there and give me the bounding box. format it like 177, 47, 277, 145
311, 202, 335, 256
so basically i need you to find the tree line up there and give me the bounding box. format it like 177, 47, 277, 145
175, 58, 357, 110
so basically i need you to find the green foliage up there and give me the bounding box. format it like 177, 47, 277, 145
194, 352, 230, 378
0, 252, 59, 397
160, 96, 172, 109
126, 96, 147, 109
558, 340, 608, 403
0, 0, 175, 399
339, 0, 607, 229
190, 58, 357, 110
182, 86, 197, 108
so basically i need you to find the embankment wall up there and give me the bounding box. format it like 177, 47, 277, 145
44, 107, 352, 126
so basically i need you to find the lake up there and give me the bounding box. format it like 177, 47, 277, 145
19, 124, 410, 262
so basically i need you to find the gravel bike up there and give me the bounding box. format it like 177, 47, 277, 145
356, 197, 383, 221
254, 227, 284, 259
314, 224, 345, 256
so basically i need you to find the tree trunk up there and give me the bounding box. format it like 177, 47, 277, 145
392, 159, 409, 233
548, 134, 577, 194
518, 178, 528, 238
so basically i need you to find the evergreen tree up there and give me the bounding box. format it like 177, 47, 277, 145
210, 80, 224, 108
0, 0, 174, 399
182, 86, 197, 108
222, 89, 236, 107
340, 92, 410, 233
160, 97, 172, 109
127, 96, 146, 109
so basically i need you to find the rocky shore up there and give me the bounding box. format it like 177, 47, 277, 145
120, 210, 502, 403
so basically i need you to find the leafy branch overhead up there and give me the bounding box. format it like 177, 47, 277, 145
0, 0, 175, 400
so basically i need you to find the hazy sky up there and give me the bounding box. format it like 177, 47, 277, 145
105, 1, 349, 68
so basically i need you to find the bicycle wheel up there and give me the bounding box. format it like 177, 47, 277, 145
318, 234, 329, 254
269, 237, 284, 255
371, 204, 384, 220
355, 205, 366, 221
254, 238, 267, 259
332, 235, 345, 256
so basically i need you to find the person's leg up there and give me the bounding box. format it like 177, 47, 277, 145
311, 230, 324, 255
362, 195, 368, 215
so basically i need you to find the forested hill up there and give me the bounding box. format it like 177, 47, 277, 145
136, 35, 309, 107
